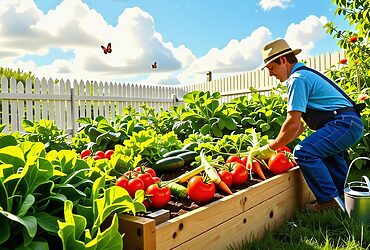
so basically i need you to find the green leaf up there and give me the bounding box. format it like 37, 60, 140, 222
14, 241, 49, 250
97, 118, 114, 132
225, 118, 237, 130
200, 124, 210, 135
77, 117, 94, 124
259, 123, 271, 132
92, 214, 123, 250
18, 194, 35, 217
22, 120, 35, 133
0, 215, 10, 244
0, 146, 26, 168
0, 135, 17, 148
0, 211, 37, 238
35, 212, 60, 234
211, 123, 223, 138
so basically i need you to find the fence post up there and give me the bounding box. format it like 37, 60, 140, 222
70, 87, 77, 136
171, 93, 178, 106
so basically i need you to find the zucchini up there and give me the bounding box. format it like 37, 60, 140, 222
163, 149, 190, 158
177, 151, 198, 165
154, 156, 185, 173
182, 142, 198, 151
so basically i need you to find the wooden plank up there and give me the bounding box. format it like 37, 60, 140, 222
16, 82, 24, 132
10, 77, 17, 131
1, 76, 9, 133
155, 169, 302, 249
172, 185, 304, 250
172, 170, 312, 249
116, 214, 156, 250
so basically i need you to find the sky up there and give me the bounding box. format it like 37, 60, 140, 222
0, 0, 350, 86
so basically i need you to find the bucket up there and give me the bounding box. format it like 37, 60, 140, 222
335, 157, 370, 223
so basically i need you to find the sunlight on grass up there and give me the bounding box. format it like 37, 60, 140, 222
231, 209, 370, 250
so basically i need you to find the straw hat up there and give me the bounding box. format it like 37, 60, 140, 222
261, 39, 301, 69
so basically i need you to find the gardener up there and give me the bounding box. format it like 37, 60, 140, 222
254, 38, 364, 212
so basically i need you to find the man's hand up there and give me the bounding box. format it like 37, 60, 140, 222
253, 145, 276, 160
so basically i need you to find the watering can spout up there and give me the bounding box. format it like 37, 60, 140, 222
334, 196, 346, 213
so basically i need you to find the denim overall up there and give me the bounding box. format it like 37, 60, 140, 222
291, 67, 364, 203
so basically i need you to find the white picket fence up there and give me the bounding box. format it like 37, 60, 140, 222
0, 51, 346, 135
181, 50, 346, 103
0, 76, 186, 135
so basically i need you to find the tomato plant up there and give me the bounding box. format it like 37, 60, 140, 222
146, 184, 171, 209
187, 176, 215, 203
268, 153, 290, 174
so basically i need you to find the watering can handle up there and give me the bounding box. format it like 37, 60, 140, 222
344, 157, 370, 189
362, 175, 370, 190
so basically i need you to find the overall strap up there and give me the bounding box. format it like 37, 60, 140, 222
291, 65, 356, 107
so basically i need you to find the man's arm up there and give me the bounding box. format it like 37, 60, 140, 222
269, 111, 304, 150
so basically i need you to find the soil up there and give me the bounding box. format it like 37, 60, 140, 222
142, 165, 276, 219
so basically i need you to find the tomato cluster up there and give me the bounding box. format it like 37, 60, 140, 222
115, 166, 171, 209
80, 149, 115, 160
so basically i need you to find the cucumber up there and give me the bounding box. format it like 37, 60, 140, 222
166, 182, 188, 199
154, 156, 185, 173
177, 151, 198, 165
162, 149, 190, 158
182, 142, 198, 151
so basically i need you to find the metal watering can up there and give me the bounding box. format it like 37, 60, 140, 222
334, 157, 370, 224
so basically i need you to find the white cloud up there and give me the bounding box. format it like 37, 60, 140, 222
177, 27, 272, 84
0, 0, 186, 83
0, 0, 330, 86
259, 0, 291, 11
284, 15, 328, 58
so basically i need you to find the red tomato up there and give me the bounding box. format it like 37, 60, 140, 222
80, 149, 91, 158
226, 155, 244, 165
146, 184, 171, 209
349, 36, 357, 43
137, 172, 155, 190
126, 178, 145, 198
187, 176, 215, 203
340, 58, 347, 64
268, 153, 291, 174
228, 163, 248, 186
144, 167, 156, 177
82, 155, 90, 160
143, 199, 151, 209
358, 94, 369, 101
240, 156, 248, 166
104, 150, 115, 160
124, 170, 138, 179
152, 176, 161, 184
116, 176, 128, 189
218, 169, 233, 187
277, 145, 291, 153
95, 151, 106, 159
92, 155, 102, 160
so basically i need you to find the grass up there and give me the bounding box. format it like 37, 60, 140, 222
230, 164, 370, 250
230, 209, 370, 250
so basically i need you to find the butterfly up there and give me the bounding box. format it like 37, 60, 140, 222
151, 62, 157, 69
101, 43, 112, 54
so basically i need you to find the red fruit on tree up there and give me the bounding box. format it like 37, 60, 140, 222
349, 36, 357, 43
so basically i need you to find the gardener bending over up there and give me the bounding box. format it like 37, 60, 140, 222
254, 38, 364, 212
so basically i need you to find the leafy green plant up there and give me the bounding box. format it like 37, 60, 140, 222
18, 119, 71, 152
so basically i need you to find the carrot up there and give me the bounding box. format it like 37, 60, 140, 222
217, 180, 233, 195
247, 158, 266, 180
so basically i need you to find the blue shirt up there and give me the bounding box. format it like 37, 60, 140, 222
286, 62, 352, 112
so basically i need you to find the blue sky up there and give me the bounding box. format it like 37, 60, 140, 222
0, 0, 350, 85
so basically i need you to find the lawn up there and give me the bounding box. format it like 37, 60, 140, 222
233, 166, 370, 250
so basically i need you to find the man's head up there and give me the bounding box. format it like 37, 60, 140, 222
261, 39, 301, 82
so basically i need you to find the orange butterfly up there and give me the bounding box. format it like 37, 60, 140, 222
101, 43, 112, 54
151, 62, 157, 69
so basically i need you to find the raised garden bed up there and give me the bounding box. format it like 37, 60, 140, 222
115, 167, 314, 249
